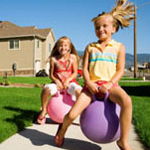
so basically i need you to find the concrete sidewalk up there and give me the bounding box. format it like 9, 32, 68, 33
0, 116, 146, 150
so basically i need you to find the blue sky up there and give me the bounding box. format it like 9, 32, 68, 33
0, 0, 150, 54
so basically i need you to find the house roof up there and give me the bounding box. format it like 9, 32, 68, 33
0, 21, 54, 40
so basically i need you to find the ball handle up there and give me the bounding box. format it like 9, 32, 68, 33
54, 89, 68, 98
92, 91, 109, 102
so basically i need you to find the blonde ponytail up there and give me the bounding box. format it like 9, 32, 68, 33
92, 0, 135, 32
110, 0, 135, 31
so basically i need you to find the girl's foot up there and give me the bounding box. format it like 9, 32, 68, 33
54, 124, 64, 147
117, 140, 132, 150
37, 111, 46, 125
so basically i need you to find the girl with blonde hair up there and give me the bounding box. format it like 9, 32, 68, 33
55, 1, 135, 150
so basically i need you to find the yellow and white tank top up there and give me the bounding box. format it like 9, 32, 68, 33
88, 39, 121, 82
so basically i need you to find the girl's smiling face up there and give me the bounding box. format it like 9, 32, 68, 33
94, 15, 116, 41
58, 39, 71, 56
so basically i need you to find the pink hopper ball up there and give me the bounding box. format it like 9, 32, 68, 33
80, 92, 120, 143
47, 90, 75, 123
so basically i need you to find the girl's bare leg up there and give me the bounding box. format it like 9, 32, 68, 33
38, 87, 51, 119
109, 86, 132, 150
55, 91, 92, 145
75, 87, 82, 99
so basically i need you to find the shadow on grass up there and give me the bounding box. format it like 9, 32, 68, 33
4, 106, 38, 132
122, 85, 150, 97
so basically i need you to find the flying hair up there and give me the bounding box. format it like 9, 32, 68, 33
92, 0, 135, 32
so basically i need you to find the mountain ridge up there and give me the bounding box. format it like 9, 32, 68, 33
77, 51, 150, 69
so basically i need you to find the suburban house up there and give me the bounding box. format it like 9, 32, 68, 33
0, 21, 55, 76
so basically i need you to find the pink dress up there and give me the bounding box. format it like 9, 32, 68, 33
53, 55, 78, 84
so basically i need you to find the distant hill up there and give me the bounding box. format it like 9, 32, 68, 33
77, 51, 84, 56
125, 53, 150, 68
77, 51, 150, 69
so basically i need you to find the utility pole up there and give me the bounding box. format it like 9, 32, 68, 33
134, 5, 137, 78
133, 2, 150, 78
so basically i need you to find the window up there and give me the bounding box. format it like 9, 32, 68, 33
49, 43, 51, 52
9, 39, 19, 49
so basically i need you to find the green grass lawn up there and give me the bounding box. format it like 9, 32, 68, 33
119, 82, 150, 149
0, 87, 42, 143
0, 76, 150, 149
0, 76, 50, 85
121, 76, 143, 80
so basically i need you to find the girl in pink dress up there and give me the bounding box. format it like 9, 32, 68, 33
37, 36, 82, 125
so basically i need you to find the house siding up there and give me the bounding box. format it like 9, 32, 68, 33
40, 32, 55, 74
35, 38, 42, 60
0, 37, 35, 76
0, 21, 55, 76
